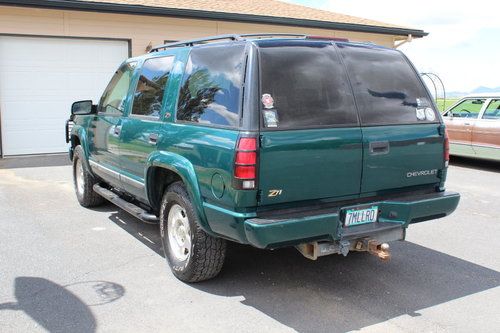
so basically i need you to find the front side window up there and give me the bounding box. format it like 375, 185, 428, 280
448, 99, 485, 118
338, 44, 437, 125
99, 62, 137, 114
131, 56, 174, 117
259, 41, 358, 129
176, 44, 245, 127
482, 99, 500, 119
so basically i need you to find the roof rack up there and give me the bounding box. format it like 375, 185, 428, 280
149, 33, 307, 52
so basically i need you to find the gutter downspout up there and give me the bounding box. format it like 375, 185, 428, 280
394, 34, 412, 48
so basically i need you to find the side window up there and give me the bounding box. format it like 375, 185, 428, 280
482, 99, 500, 119
176, 44, 246, 127
131, 56, 174, 118
448, 99, 485, 118
99, 62, 137, 114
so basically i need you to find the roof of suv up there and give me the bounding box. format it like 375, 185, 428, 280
141, 34, 393, 59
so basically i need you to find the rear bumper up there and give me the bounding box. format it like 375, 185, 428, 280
245, 191, 460, 248
205, 191, 460, 249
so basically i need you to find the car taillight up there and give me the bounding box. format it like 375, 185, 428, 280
444, 128, 450, 167
234, 136, 258, 190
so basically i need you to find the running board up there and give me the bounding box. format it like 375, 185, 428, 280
93, 184, 159, 224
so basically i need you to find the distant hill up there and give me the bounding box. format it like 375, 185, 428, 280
447, 86, 500, 98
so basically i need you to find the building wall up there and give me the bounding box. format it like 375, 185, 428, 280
0, 5, 396, 56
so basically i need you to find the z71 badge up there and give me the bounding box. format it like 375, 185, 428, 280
268, 189, 283, 197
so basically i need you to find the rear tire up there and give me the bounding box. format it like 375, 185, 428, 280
160, 181, 226, 282
73, 145, 105, 208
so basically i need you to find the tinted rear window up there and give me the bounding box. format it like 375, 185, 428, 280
176, 44, 246, 127
338, 43, 436, 125
259, 42, 358, 129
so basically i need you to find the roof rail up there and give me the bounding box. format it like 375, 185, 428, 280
149, 33, 307, 52
150, 34, 242, 52
238, 33, 306, 39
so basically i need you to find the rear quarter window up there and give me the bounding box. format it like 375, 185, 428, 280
338, 43, 437, 126
176, 44, 246, 127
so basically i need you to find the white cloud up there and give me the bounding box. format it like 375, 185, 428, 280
285, 0, 500, 92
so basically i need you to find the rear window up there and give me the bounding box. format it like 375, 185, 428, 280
176, 44, 246, 127
338, 43, 437, 125
259, 42, 358, 129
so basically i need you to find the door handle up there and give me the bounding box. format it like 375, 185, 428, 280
464, 122, 471, 126
114, 125, 122, 136
148, 133, 159, 145
369, 141, 390, 155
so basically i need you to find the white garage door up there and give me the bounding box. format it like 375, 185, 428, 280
0, 36, 129, 155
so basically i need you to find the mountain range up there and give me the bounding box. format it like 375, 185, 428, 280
447, 86, 500, 98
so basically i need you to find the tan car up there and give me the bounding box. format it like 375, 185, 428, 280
443, 94, 500, 161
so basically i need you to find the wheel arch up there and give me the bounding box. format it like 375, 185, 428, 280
145, 151, 212, 234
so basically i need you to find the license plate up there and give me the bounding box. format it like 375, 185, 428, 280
344, 206, 378, 227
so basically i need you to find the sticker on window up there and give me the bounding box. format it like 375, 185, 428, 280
425, 107, 436, 121
263, 109, 279, 128
416, 108, 426, 120
261, 93, 274, 109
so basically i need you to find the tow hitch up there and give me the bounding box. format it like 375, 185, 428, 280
296, 239, 391, 261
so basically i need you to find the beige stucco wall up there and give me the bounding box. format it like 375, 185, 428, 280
0, 5, 397, 55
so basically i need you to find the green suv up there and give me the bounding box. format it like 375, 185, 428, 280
67, 34, 460, 282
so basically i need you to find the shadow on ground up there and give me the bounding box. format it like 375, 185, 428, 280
97, 203, 500, 333
450, 155, 500, 173
0, 277, 125, 333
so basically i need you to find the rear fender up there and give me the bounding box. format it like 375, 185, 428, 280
146, 151, 212, 234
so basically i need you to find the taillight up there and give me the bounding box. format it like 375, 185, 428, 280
444, 128, 450, 167
234, 136, 258, 190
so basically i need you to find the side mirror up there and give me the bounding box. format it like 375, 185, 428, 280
71, 100, 96, 116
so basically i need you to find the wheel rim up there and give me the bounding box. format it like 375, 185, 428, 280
167, 204, 191, 262
75, 159, 85, 196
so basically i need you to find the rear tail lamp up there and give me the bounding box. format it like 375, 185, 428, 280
444, 128, 450, 167
234, 136, 258, 190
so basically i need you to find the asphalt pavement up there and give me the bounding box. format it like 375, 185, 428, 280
0, 155, 499, 333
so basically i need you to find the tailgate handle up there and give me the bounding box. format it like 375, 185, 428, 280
369, 141, 390, 155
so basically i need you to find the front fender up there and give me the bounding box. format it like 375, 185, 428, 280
70, 125, 93, 173
146, 151, 212, 234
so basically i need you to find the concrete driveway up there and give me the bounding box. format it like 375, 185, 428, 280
0, 156, 499, 333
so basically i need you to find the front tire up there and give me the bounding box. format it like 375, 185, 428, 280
160, 182, 226, 282
72, 145, 105, 208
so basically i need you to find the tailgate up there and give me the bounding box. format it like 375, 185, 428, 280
258, 128, 362, 205
257, 41, 363, 206
337, 42, 445, 194
361, 124, 444, 193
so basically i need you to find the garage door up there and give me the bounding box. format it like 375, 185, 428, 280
0, 36, 129, 156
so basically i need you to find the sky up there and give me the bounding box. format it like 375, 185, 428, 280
284, 0, 500, 93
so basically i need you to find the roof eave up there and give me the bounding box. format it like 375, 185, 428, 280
0, 0, 429, 37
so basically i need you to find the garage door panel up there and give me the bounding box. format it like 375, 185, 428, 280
4, 128, 65, 155
0, 36, 128, 155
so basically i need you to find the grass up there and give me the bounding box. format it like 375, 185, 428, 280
435, 98, 459, 112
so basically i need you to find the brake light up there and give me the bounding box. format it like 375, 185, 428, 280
444, 128, 450, 167
234, 136, 258, 190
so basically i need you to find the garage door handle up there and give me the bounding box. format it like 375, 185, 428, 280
369, 141, 390, 155
114, 126, 122, 136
